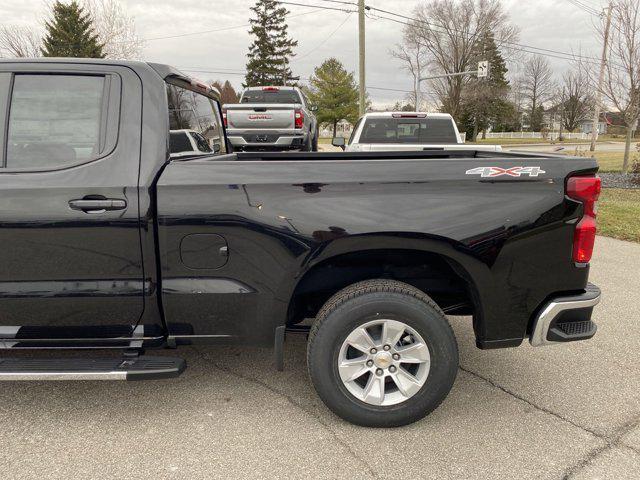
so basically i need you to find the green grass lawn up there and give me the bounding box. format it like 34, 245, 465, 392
598, 188, 640, 243
560, 151, 638, 173
591, 151, 639, 172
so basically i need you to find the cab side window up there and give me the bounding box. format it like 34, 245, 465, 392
6, 74, 108, 169
167, 83, 225, 156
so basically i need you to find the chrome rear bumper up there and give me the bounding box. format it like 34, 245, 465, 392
529, 283, 601, 347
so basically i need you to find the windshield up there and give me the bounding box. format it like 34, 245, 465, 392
241, 90, 302, 104
359, 117, 458, 144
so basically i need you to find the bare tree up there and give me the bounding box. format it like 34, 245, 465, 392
520, 55, 555, 130
404, 0, 518, 118
390, 26, 427, 110
560, 63, 594, 132
0, 25, 41, 58
601, 0, 640, 172
83, 0, 144, 60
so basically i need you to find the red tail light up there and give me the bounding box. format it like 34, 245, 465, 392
294, 109, 304, 129
222, 108, 227, 128
262, 86, 280, 91
567, 176, 601, 264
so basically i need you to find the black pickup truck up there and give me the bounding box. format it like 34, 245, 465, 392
0, 59, 601, 427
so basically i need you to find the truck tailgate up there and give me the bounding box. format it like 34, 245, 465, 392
226, 104, 297, 129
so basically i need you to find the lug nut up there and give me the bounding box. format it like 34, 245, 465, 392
389, 365, 397, 373
370, 348, 377, 354
366, 360, 374, 367
376, 368, 384, 376
383, 344, 391, 351
393, 353, 400, 361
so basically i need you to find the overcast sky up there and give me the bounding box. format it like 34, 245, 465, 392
1, 0, 604, 106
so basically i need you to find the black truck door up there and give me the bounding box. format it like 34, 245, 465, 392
0, 64, 145, 344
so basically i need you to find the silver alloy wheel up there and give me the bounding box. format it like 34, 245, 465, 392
337, 319, 431, 406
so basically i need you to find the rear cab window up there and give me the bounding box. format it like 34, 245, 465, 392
167, 82, 226, 157
240, 89, 301, 104
1, 73, 119, 170
359, 117, 458, 144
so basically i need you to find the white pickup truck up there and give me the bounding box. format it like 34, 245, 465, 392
333, 112, 502, 152
223, 86, 319, 152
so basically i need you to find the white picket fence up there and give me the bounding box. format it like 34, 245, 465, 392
484, 131, 589, 141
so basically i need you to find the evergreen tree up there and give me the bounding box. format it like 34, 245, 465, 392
528, 104, 545, 132
245, 0, 298, 87
41, 1, 104, 58
459, 31, 509, 141
211, 80, 240, 104
307, 58, 359, 136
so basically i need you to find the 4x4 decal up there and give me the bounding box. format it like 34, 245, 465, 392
465, 166, 546, 178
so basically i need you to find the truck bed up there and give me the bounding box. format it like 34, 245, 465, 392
157, 150, 597, 348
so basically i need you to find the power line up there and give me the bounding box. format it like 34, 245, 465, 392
279, 1, 356, 13
292, 12, 352, 61
281, 1, 611, 67
138, 9, 321, 43
564, 0, 602, 16
373, 6, 627, 72
178, 66, 416, 94
316, 0, 358, 6
34, 8, 323, 47
366, 5, 607, 66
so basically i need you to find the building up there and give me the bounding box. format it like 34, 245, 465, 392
578, 112, 630, 135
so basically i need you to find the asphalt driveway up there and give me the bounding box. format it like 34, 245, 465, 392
1, 235, 638, 479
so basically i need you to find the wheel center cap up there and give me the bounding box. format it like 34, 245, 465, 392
373, 351, 393, 369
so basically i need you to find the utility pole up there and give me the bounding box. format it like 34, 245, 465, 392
358, 0, 366, 116
590, 2, 613, 151
559, 87, 565, 141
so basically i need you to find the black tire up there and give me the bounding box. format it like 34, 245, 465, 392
307, 279, 458, 427
302, 135, 313, 152
312, 128, 319, 152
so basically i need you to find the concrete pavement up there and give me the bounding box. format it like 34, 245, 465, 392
0, 235, 638, 479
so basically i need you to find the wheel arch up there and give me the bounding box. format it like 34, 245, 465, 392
283, 234, 489, 339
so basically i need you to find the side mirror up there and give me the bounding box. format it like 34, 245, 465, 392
310, 105, 318, 112
332, 137, 346, 150
213, 143, 221, 154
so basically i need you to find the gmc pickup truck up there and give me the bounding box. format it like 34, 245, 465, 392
224, 86, 319, 151
0, 59, 601, 428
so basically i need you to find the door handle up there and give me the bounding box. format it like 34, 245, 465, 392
69, 197, 127, 213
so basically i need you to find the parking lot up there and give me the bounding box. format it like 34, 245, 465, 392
1, 234, 638, 480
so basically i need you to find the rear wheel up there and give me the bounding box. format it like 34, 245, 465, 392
307, 279, 458, 427
312, 128, 319, 151
302, 135, 313, 152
